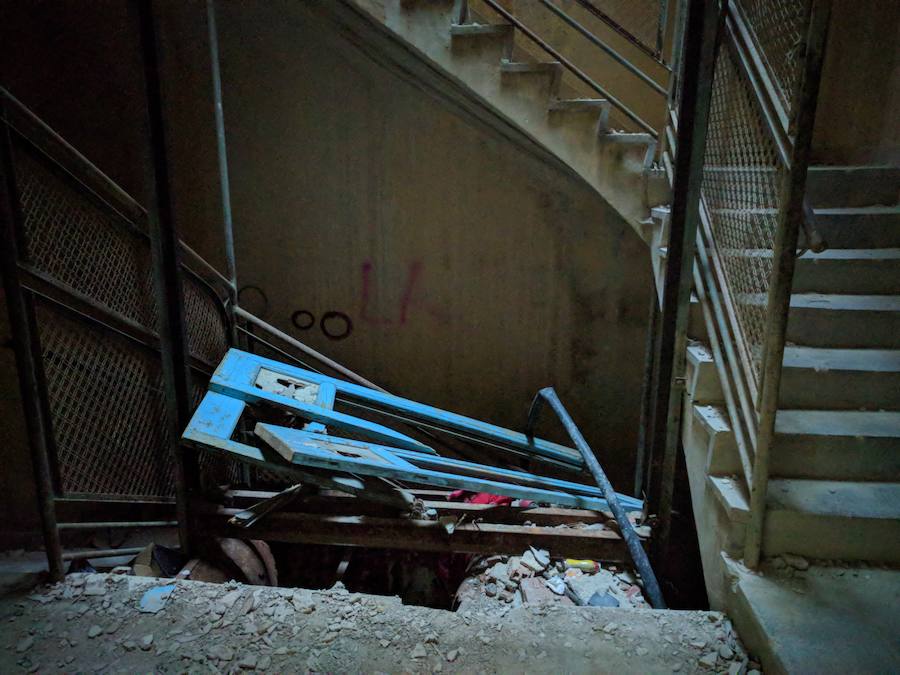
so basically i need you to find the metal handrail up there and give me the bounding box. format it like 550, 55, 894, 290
475, 0, 659, 138
539, 0, 668, 97
572, 0, 670, 64
743, 0, 832, 567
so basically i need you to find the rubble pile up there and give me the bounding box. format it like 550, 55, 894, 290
456, 546, 649, 613
1, 573, 758, 674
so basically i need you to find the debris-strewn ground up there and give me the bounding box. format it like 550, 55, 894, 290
0, 574, 758, 674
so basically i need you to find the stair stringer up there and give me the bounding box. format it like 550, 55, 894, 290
344, 0, 669, 241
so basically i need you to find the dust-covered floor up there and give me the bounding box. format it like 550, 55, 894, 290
0, 574, 757, 674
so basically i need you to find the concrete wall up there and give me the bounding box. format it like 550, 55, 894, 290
0, 0, 653, 501
173, 0, 653, 488
812, 0, 900, 165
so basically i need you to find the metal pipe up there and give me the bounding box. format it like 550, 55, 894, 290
137, 0, 197, 556
649, 0, 724, 554
0, 109, 65, 582
206, 0, 240, 340
57, 521, 178, 530
478, 0, 658, 138
539, 0, 667, 96
180, 241, 234, 292
744, 0, 832, 568
234, 306, 385, 391
525, 387, 666, 609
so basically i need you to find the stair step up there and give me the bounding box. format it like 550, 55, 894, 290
602, 131, 656, 145
806, 165, 900, 208
688, 293, 709, 342
779, 347, 900, 410
686, 343, 722, 403
499, 59, 561, 75
781, 293, 900, 348
724, 556, 900, 674
692, 404, 740, 475
709, 475, 750, 524
812, 206, 900, 248
772, 410, 900, 481
450, 22, 513, 37
499, 60, 562, 97
793, 248, 900, 294
764, 478, 900, 562
548, 98, 609, 112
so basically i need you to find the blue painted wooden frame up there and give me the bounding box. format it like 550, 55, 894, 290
182, 389, 641, 511
182, 391, 378, 497
208, 352, 435, 455
254, 423, 633, 511
211, 349, 583, 467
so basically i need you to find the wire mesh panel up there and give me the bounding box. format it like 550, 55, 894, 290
13, 144, 159, 330
183, 275, 229, 366
737, 0, 809, 109
701, 43, 784, 388
8, 122, 235, 499
34, 302, 176, 497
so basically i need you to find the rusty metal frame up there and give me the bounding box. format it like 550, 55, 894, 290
0, 69, 234, 571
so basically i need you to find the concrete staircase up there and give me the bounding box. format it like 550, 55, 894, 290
682, 165, 900, 672
347, 0, 667, 239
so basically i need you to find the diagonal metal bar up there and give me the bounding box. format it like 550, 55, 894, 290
525, 387, 666, 609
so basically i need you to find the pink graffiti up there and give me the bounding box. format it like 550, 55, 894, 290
360, 259, 446, 325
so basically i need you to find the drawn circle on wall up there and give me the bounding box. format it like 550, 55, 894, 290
291, 310, 315, 330
320, 311, 353, 341
237, 285, 269, 318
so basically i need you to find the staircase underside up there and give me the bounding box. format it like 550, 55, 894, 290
679, 164, 900, 672
345, 0, 668, 240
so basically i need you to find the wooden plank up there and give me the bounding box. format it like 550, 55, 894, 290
198, 507, 631, 560
219, 491, 612, 525
212, 349, 582, 466
182, 411, 412, 511
187, 390, 245, 440
390, 446, 643, 510
255, 423, 620, 511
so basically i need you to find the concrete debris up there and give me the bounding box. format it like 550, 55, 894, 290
781, 553, 810, 571
460, 549, 648, 612
1, 573, 754, 674
699, 651, 718, 668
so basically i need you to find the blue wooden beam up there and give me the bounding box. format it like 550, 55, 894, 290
208, 360, 437, 455
255, 423, 633, 512
212, 349, 583, 467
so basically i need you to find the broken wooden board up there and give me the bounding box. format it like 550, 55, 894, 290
197, 506, 634, 561
211, 349, 582, 467
182, 392, 414, 511
254, 423, 639, 511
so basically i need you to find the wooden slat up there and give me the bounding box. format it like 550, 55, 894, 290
212, 349, 582, 466
219, 490, 613, 525
198, 507, 631, 560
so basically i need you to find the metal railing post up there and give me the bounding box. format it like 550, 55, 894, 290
0, 106, 65, 581
136, 0, 198, 555
744, 0, 831, 567
648, 0, 725, 556
206, 0, 240, 347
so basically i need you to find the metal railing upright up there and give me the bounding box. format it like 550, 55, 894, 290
652, 0, 832, 567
